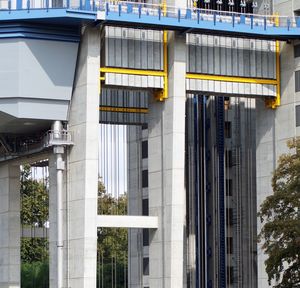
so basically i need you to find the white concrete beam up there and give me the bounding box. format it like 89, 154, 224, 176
96, 215, 158, 229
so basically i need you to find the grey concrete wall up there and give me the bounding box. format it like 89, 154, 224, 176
148, 31, 186, 288
256, 7, 300, 286
66, 27, 100, 288
0, 163, 20, 288
0, 38, 78, 123
127, 126, 143, 288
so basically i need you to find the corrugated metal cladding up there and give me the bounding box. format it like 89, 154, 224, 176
187, 34, 276, 79
105, 26, 163, 70
186, 79, 276, 97
99, 88, 148, 125
105, 73, 163, 89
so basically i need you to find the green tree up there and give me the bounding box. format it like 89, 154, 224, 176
20, 164, 49, 288
258, 138, 300, 288
97, 178, 128, 288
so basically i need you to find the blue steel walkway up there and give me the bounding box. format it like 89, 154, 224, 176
1, 0, 300, 40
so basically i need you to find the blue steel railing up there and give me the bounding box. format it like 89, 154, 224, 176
103, 1, 300, 30
1, 0, 300, 32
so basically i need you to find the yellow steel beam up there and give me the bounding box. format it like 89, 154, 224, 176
100, 67, 166, 77
186, 73, 278, 85
154, 30, 168, 101
266, 14, 281, 109
99, 106, 149, 114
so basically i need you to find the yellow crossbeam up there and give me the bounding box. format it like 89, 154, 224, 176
186, 73, 278, 85
100, 67, 166, 77
99, 106, 148, 114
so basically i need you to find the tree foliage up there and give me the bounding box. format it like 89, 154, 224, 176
258, 138, 300, 288
20, 165, 49, 287
97, 178, 128, 287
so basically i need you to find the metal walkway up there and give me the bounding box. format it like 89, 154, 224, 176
0, 1, 300, 40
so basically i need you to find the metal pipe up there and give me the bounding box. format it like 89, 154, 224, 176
52, 120, 65, 288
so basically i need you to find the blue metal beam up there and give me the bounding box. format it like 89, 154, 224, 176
0, 2, 300, 40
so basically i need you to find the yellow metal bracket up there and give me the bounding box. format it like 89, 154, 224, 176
266, 13, 281, 109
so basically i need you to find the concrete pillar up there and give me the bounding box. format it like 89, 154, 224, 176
148, 31, 186, 288
67, 26, 100, 288
0, 163, 20, 288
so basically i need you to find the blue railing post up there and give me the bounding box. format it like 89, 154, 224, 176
92, 0, 95, 11
27, 0, 30, 12
240, 14, 245, 24
197, 9, 200, 24
178, 8, 181, 22
118, 3, 121, 16
66, 0, 70, 8
232, 14, 235, 27
79, 0, 83, 10
16, 0, 22, 9
287, 18, 290, 31
264, 17, 267, 30
106, 2, 109, 15
250, 15, 253, 29
138, 4, 141, 18
186, 8, 191, 19
127, 3, 132, 13
213, 12, 216, 25
85, 0, 91, 11
297, 18, 300, 28
46, 0, 49, 11
158, 7, 161, 20
8, 0, 11, 12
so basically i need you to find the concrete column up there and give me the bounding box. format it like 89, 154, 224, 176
148, 31, 186, 288
66, 26, 100, 288
0, 163, 20, 288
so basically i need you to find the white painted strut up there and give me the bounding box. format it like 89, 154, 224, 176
52, 121, 65, 288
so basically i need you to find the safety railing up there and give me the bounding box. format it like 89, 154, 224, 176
1, 0, 300, 31
103, 1, 300, 30
43, 130, 73, 148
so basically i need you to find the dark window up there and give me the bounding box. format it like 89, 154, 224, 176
224, 122, 232, 138
142, 123, 148, 130
295, 71, 300, 92
226, 179, 233, 196
295, 45, 300, 58
143, 229, 149, 246
226, 208, 233, 226
296, 105, 300, 127
227, 266, 234, 285
143, 258, 149, 275
142, 199, 149, 216
225, 150, 233, 167
142, 170, 148, 188
227, 237, 233, 254
142, 141, 148, 159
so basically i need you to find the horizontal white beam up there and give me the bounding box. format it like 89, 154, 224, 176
96, 215, 158, 229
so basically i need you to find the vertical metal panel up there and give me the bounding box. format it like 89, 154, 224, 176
255, 39, 262, 78
187, 34, 276, 80
105, 27, 163, 70
232, 38, 238, 76
196, 35, 202, 73
243, 39, 250, 77
220, 37, 226, 76
237, 38, 244, 77
214, 36, 220, 75
202, 35, 208, 74
250, 40, 256, 78
208, 35, 214, 74
261, 40, 269, 78
226, 37, 232, 76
